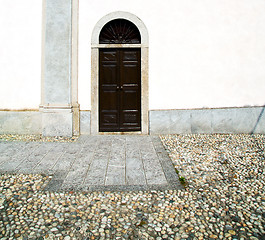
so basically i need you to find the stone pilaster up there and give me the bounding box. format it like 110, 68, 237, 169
41, 0, 79, 137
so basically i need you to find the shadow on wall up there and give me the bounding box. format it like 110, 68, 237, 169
251, 105, 265, 134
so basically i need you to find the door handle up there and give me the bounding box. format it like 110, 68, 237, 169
120, 86, 123, 90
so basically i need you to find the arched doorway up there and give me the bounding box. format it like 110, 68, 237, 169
99, 19, 141, 132
91, 12, 149, 134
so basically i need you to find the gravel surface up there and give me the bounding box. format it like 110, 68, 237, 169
0, 134, 78, 143
0, 134, 264, 239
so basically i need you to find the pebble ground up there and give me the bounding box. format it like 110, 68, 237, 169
0, 134, 78, 143
0, 134, 265, 239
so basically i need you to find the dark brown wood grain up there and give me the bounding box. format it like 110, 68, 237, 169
99, 48, 141, 132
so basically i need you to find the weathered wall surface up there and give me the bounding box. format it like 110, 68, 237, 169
1, 1, 265, 135
1, 107, 264, 135
1, 0, 265, 111
0, 111, 41, 134
79, 0, 265, 110
80, 111, 91, 135
0, 110, 91, 135
0, 0, 42, 110
149, 106, 265, 134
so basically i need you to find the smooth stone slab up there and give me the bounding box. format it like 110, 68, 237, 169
191, 110, 212, 133
34, 151, 64, 172
42, 112, 73, 137
0, 135, 181, 191
0, 111, 41, 135
80, 111, 91, 135
105, 166, 126, 185
149, 106, 265, 134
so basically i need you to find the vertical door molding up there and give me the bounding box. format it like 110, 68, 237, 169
91, 11, 149, 134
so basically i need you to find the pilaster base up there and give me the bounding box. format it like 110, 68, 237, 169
40, 105, 75, 137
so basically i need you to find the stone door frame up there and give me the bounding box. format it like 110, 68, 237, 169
91, 11, 149, 135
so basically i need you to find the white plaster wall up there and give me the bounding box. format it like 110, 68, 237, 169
79, 0, 265, 110
0, 0, 42, 110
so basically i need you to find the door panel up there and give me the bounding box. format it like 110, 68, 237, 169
120, 49, 141, 131
99, 48, 141, 132
99, 50, 119, 131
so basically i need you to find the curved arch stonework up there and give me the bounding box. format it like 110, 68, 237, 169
91, 12, 149, 134
91, 11, 148, 45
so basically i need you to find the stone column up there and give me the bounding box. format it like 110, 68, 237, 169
40, 0, 79, 137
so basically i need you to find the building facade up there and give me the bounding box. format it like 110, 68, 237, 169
0, 0, 265, 136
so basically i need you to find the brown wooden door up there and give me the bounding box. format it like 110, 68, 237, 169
99, 48, 141, 132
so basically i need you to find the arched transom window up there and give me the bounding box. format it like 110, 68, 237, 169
99, 19, 141, 44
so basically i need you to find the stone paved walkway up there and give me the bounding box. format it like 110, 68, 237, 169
0, 136, 181, 191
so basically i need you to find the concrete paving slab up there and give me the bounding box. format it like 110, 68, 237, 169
34, 151, 64, 172
105, 168, 126, 185
126, 168, 146, 185
0, 135, 182, 191
0, 156, 11, 167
